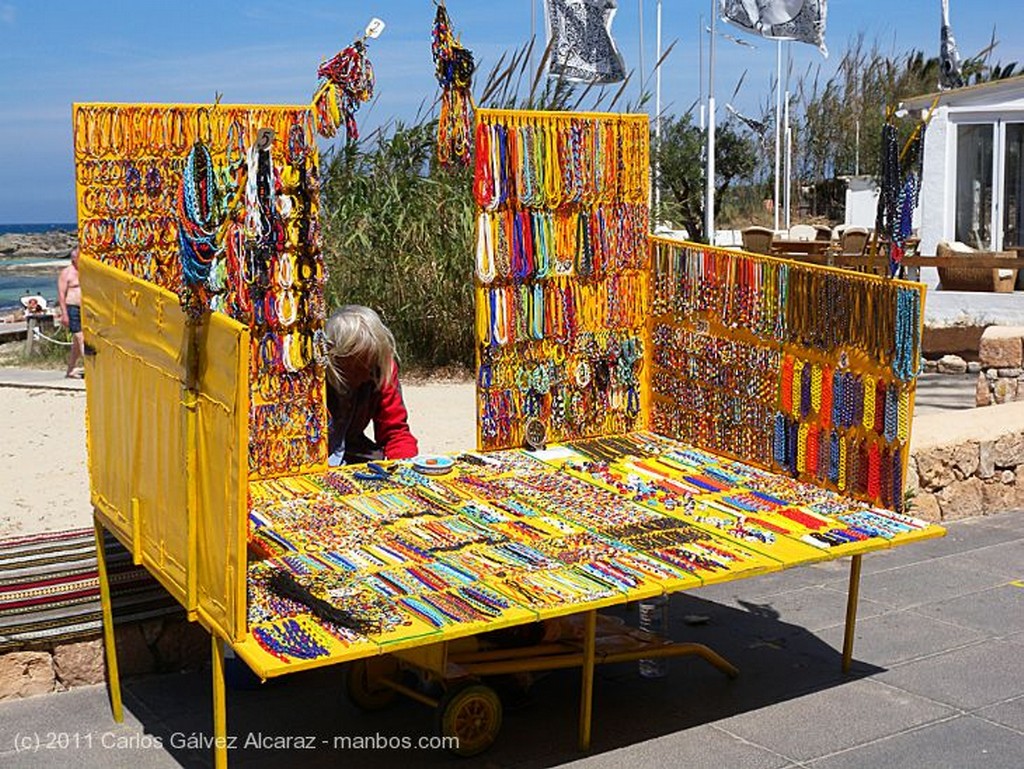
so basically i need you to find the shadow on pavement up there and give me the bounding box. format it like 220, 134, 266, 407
118, 592, 879, 768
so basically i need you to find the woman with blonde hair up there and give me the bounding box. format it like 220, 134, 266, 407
324, 305, 418, 466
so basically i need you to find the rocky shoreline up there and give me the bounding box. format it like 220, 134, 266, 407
0, 230, 77, 261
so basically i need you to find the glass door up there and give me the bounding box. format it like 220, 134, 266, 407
1004, 123, 1024, 249
955, 123, 995, 249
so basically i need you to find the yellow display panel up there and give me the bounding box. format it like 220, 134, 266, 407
82, 255, 249, 641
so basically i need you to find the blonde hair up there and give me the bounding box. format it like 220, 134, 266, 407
324, 305, 398, 393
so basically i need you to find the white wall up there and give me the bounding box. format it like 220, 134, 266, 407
844, 178, 879, 229
918, 105, 950, 289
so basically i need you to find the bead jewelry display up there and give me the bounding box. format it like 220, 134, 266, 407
73, 104, 328, 480
431, 1, 475, 167
239, 429, 937, 661
649, 238, 924, 511
474, 109, 651, 451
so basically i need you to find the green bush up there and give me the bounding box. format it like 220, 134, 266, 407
319, 121, 477, 368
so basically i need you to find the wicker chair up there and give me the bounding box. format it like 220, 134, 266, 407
741, 226, 775, 255
788, 224, 817, 241
936, 241, 1016, 292
814, 225, 834, 241
840, 227, 869, 256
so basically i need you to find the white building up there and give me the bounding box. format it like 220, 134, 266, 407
902, 74, 1024, 288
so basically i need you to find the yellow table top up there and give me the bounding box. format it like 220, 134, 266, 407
236, 432, 944, 678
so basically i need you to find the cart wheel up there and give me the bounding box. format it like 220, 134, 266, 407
436, 682, 503, 757
346, 656, 399, 711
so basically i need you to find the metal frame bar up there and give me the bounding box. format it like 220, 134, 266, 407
93, 517, 123, 724
842, 554, 864, 674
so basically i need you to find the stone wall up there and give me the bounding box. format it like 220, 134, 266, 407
907, 400, 1024, 521
0, 617, 208, 701
975, 326, 1024, 406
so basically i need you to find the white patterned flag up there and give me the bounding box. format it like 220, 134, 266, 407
939, 0, 964, 89
720, 0, 828, 57
545, 0, 626, 84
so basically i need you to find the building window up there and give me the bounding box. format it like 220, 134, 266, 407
955, 124, 994, 249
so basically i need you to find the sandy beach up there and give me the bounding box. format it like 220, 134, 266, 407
0, 375, 476, 540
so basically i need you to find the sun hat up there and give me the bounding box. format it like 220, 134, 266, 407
20, 295, 48, 310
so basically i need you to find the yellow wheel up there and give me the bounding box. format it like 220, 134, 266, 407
436, 682, 502, 757
345, 656, 399, 711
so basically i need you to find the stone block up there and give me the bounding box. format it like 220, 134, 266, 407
976, 373, 993, 406
937, 354, 968, 374
979, 326, 1024, 368
53, 639, 105, 688
113, 625, 157, 678
924, 359, 938, 372
951, 442, 980, 478
968, 361, 982, 373
992, 432, 1024, 467
978, 441, 995, 479
909, 492, 941, 522
905, 458, 919, 495
993, 378, 1018, 404
998, 368, 1024, 377
986, 368, 999, 380
0, 652, 55, 700
937, 477, 985, 520
915, 445, 956, 490
154, 620, 208, 672
983, 480, 1017, 511
1002, 470, 1016, 484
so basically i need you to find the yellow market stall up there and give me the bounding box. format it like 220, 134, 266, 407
76, 102, 944, 766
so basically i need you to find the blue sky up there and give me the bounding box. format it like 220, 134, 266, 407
0, 0, 1021, 224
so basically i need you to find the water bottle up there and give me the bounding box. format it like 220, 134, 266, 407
638, 595, 669, 679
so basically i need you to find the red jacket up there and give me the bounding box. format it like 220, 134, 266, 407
327, 363, 419, 464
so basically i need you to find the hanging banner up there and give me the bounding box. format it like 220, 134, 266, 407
720, 0, 828, 57
545, 0, 626, 84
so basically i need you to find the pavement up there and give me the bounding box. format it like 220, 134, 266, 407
0, 366, 85, 392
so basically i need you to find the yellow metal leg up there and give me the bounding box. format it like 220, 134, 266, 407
578, 610, 597, 751
842, 554, 863, 674
212, 636, 227, 769
93, 518, 122, 723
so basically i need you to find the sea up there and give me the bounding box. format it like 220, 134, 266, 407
0, 223, 76, 311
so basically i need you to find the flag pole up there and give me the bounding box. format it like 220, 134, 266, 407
655, 0, 662, 221
638, 0, 646, 100
773, 39, 782, 232
706, 0, 716, 244
530, 0, 536, 75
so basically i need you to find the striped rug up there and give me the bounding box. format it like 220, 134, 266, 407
0, 527, 183, 650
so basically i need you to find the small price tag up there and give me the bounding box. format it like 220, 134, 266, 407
365, 18, 385, 39
255, 128, 275, 150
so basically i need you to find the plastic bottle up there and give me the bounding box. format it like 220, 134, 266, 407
638, 595, 669, 679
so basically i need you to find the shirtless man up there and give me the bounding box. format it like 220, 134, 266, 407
58, 247, 83, 378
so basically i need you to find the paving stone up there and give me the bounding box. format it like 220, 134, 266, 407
846, 558, 1008, 611
560, 724, 792, 769
713, 679, 955, 762
976, 695, 1024, 733
912, 583, 1024, 636
876, 640, 1024, 710
806, 715, 1024, 769
937, 540, 1024, 580
817, 608, 985, 668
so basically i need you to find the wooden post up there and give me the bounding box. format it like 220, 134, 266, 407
24, 316, 37, 356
